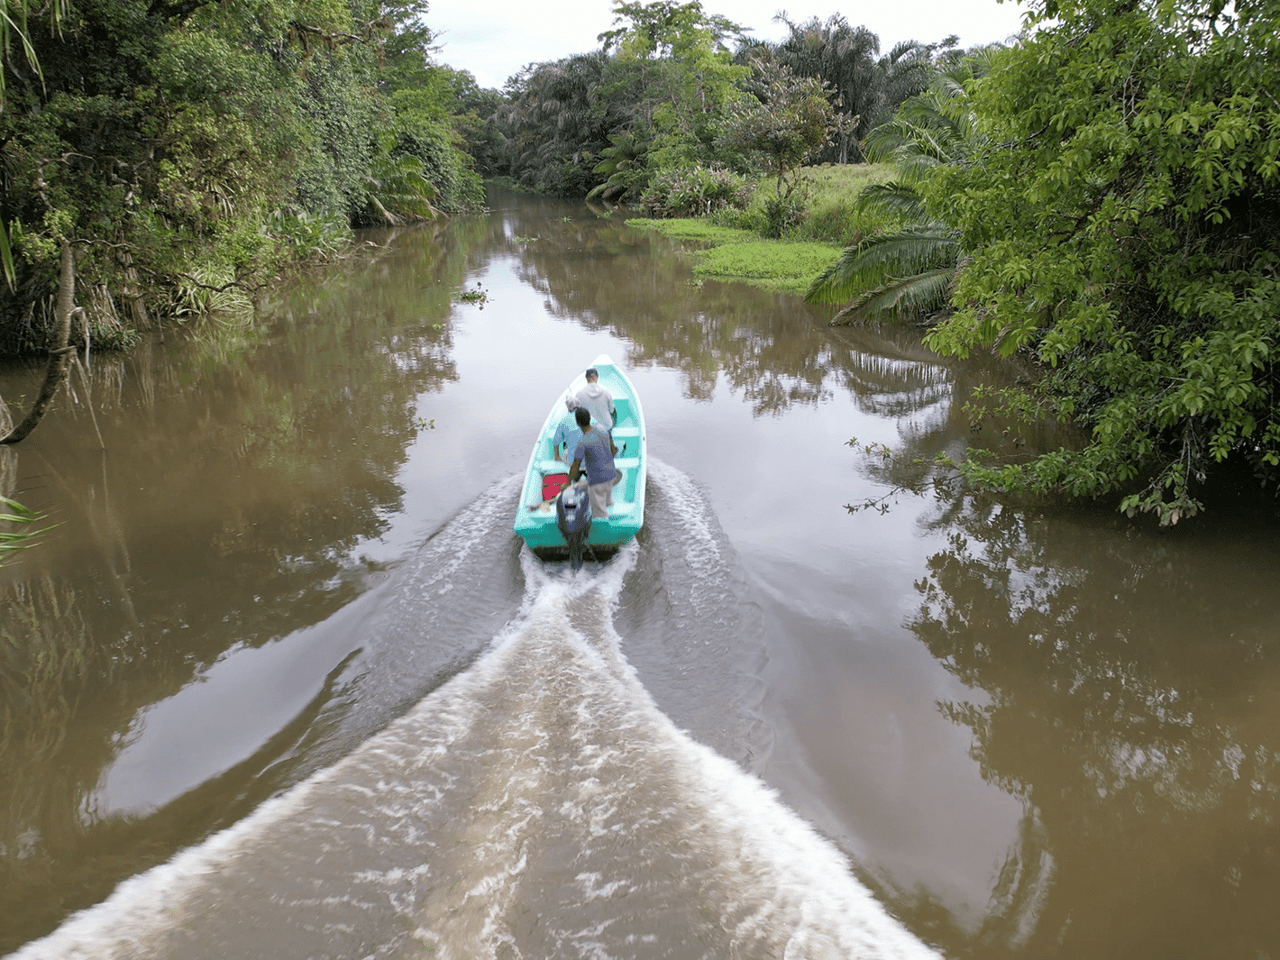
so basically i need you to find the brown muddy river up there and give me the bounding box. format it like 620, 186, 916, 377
2, 185, 1279, 959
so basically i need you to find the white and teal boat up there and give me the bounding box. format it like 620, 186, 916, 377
513, 354, 647, 559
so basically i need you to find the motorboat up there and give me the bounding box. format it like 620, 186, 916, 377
513, 354, 646, 566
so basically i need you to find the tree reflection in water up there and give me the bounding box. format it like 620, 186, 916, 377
510, 212, 956, 418
910, 489, 1280, 958
0, 220, 482, 953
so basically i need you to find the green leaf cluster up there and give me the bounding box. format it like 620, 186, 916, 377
0, 0, 484, 354
924, 0, 1280, 523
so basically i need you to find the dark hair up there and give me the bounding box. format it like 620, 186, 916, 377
574, 407, 591, 428
585, 367, 598, 378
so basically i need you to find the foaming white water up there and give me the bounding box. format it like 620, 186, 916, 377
8, 537, 940, 960
397, 474, 524, 603
647, 459, 726, 612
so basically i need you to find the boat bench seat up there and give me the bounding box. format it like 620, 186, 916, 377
536, 456, 639, 511
537, 459, 569, 476
538, 459, 639, 480
610, 427, 640, 451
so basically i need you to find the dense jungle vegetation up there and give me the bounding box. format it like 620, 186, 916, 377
3, 0, 1280, 525
0, 0, 490, 358
487, 0, 1280, 524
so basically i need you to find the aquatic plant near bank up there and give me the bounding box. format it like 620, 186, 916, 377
0, 496, 48, 561
624, 217, 841, 294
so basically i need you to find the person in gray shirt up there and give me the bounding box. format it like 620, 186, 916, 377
568, 407, 621, 518
574, 367, 615, 436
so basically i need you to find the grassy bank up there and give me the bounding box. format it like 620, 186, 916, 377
624, 163, 896, 295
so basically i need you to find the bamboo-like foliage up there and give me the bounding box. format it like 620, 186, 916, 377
0, 494, 46, 560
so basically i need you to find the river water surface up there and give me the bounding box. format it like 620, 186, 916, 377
2, 186, 1280, 958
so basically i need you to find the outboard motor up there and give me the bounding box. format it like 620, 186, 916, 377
555, 484, 592, 572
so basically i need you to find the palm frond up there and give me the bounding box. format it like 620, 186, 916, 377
854, 180, 926, 220
805, 226, 957, 305
829, 267, 955, 324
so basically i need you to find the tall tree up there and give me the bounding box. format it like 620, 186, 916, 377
718, 57, 832, 205
597, 0, 748, 174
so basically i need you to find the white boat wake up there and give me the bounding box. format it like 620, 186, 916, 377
8, 483, 942, 960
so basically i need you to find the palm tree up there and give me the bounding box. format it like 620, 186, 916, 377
872, 39, 941, 134
492, 51, 630, 196
586, 130, 647, 202
771, 14, 878, 163
769, 15, 944, 164
805, 50, 997, 323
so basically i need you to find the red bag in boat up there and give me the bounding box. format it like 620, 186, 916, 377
542, 472, 569, 500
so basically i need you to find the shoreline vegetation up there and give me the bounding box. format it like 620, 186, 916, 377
0, 1, 491, 364
3, 0, 1278, 523
621, 163, 895, 298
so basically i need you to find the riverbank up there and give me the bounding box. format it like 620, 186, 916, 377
624, 163, 895, 298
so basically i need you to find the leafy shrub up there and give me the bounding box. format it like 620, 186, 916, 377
391, 112, 485, 214
707, 204, 765, 232
762, 194, 808, 239
640, 165, 751, 219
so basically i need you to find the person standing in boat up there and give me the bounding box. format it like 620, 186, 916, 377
568, 406, 622, 519
574, 367, 615, 436
551, 396, 584, 468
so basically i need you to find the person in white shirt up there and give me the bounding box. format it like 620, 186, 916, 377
574, 367, 615, 436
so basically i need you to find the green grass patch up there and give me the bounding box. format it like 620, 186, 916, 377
693, 241, 841, 293
788, 163, 900, 246
622, 218, 755, 244
797, 162, 897, 206
625, 163, 900, 293
708, 163, 903, 246
626, 216, 840, 293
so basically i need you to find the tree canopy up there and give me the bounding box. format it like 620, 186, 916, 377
920, 0, 1280, 523
0, 0, 484, 356
489, 1, 959, 206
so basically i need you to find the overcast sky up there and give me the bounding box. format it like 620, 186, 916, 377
424, 0, 1030, 90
